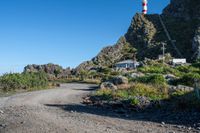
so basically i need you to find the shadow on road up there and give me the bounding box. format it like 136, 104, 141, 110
45, 102, 200, 129
45, 86, 200, 130
72, 86, 99, 92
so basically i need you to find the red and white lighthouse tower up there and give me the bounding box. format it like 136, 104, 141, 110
142, 0, 148, 14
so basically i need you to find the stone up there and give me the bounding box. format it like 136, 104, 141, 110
0, 124, 6, 128
164, 74, 177, 80
0, 110, 4, 114
111, 76, 128, 85
169, 85, 194, 93
161, 122, 165, 125
131, 73, 144, 78
100, 82, 118, 90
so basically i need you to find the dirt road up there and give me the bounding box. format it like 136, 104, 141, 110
0, 83, 198, 133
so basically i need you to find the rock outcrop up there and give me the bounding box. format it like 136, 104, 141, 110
76, 37, 129, 72
163, 0, 200, 20
125, 13, 167, 60
92, 37, 126, 67
100, 82, 118, 90
76, 0, 200, 73
111, 76, 129, 85
24, 63, 71, 79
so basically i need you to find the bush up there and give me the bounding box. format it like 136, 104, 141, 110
95, 83, 168, 102
95, 89, 112, 100
134, 74, 167, 86
0, 72, 49, 91
138, 66, 164, 74
175, 73, 200, 87
129, 83, 168, 100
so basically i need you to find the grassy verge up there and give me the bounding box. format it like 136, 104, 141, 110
94, 83, 168, 106
93, 84, 200, 111
0, 72, 53, 97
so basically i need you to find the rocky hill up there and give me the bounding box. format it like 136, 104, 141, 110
163, 0, 200, 20
24, 63, 71, 80
76, 0, 200, 72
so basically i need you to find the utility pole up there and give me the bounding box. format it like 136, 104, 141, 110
162, 42, 166, 65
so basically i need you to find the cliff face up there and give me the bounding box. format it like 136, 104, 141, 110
163, 0, 200, 20
92, 37, 126, 66
125, 13, 168, 60
162, 0, 200, 60
76, 0, 200, 72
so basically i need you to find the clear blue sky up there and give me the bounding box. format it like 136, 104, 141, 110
0, 0, 170, 74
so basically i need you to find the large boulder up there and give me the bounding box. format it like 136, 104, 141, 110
100, 82, 118, 90
169, 85, 194, 93
111, 76, 129, 85
131, 73, 145, 78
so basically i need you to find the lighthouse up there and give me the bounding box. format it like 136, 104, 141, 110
142, 0, 148, 14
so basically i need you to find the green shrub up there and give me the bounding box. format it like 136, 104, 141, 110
95, 83, 168, 102
130, 98, 140, 105
192, 59, 200, 67
95, 89, 112, 100
138, 66, 164, 74
134, 74, 167, 86
129, 83, 168, 100
113, 90, 129, 99
0, 72, 48, 91
175, 73, 200, 87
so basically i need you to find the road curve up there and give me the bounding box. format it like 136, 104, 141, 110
0, 83, 195, 133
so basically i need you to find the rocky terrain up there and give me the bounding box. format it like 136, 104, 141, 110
24, 63, 72, 80
163, 0, 200, 20
76, 0, 200, 72
1, 83, 200, 133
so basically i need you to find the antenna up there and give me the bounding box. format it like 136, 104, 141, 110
142, 0, 148, 14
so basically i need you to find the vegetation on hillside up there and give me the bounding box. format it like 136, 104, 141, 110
0, 72, 49, 92
90, 59, 200, 111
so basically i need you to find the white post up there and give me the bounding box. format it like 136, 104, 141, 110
142, 0, 148, 14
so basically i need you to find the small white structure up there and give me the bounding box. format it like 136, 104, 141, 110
115, 60, 139, 69
172, 58, 187, 66
158, 55, 165, 60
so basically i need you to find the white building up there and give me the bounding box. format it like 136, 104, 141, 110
115, 60, 139, 69
172, 58, 187, 65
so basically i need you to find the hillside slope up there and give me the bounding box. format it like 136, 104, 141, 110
76, 0, 200, 72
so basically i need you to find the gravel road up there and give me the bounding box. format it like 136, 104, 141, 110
0, 83, 198, 133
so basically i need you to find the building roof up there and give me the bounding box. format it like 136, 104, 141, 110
116, 60, 138, 65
